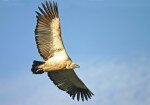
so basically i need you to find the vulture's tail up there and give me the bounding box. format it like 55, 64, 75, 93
31, 60, 45, 74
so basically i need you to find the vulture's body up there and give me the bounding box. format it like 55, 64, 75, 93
31, 1, 94, 101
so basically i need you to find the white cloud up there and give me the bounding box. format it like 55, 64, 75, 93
82, 56, 150, 105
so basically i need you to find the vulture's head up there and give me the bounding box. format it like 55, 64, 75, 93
70, 63, 80, 69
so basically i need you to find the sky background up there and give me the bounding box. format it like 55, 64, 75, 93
0, 0, 150, 105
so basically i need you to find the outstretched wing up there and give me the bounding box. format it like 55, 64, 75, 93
47, 70, 94, 101
35, 1, 67, 60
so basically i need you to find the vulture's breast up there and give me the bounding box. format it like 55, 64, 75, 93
46, 50, 68, 64
44, 50, 69, 71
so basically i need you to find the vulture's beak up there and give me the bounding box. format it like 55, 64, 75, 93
75, 64, 80, 68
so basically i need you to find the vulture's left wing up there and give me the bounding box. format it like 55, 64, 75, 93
48, 70, 94, 101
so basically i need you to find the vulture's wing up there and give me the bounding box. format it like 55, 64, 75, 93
48, 70, 94, 101
35, 1, 67, 60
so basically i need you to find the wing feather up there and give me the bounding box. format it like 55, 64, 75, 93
35, 1, 66, 60
47, 70, 94, 101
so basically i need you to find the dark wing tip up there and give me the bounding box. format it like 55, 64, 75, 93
66, 86, 94, 101
36, 1, 59, 19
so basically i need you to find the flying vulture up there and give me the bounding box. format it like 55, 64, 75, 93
31, 1, 94, 101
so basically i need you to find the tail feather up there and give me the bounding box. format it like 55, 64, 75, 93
31, 60, 45, 74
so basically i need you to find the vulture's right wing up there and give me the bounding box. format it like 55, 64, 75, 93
35, 1, 67, 60
47, 70, 94, 101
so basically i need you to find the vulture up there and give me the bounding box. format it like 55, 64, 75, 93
31, 1, 94, 101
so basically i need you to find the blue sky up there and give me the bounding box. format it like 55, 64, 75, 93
0, 0, 150, 105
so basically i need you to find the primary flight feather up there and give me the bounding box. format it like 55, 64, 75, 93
31, 1, 94, 101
